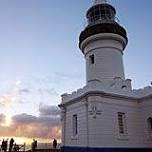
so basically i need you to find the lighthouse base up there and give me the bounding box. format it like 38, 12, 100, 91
61, 146, 152, 152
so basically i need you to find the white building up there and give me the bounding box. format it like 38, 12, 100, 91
59, 0, 152, 151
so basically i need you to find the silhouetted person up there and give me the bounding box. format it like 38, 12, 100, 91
1, 139, 5, 152
34, 140, 37, 150
53, 139, 57, 149
31, 141, 34, 152
9, 138, 14, 152
31, 139, 37, 152
3, 140, 7, 152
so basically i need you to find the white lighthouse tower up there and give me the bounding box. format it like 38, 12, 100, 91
59, 1, 152, 152
79, 0, 127, 85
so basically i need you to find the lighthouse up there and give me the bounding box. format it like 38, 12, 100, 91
59, 1, 152, 152
79, 0, 127, 85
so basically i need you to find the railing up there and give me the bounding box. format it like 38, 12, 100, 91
83, 16, 120, 28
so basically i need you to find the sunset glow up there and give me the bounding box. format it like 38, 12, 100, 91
4, 115, 12, 127
0, 115, 12, 127
0, 137, 61, 145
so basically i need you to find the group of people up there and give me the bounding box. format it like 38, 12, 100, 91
1, 138, 58, 152
0, 138, 21, 152
1, 139, 8, 152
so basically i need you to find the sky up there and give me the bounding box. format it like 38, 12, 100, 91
0, 0, 152, 145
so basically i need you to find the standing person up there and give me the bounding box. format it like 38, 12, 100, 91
3, 140, 7, 152
34, 140, 37, 150
31, 139, 37, 152
53, 139, 57, 149
1, 139, 4, 152
9, 138, 14, 152
31, 140, 34, 152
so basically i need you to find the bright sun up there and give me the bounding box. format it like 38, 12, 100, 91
5, 115, 12, 126
1, 115, 12, 127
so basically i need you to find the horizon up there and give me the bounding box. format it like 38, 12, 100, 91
0, 137, 61, 145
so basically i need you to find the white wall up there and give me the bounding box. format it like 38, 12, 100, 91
64, 98, 88, 147
140, 98, 152, 147
87, 95, 145, 147
63, 93, 152, 148
80, 33, 127, 84
86, 47, 125, 82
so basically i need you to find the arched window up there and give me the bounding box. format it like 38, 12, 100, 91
147, 117, 152, 133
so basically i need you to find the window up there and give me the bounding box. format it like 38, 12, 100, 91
118, 112, 127, 134
89, 54, 95, 64
73, 114, 78, 136
147, 117, 152, 133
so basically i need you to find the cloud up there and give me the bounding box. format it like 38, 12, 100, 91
0, 80, 23, 107
0, 105, 61, 140
19, 89, 31, 94
0, 95, 16, 107
12, 113, 60, 127
39, 104, 60, 116
0, 78, 61, 140
0, 114, 5, 124
0, 78, 60, 108
13, 114, 37, 124
10, 113, 61, 139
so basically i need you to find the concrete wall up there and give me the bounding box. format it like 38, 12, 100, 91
64, 98, 88, 147
140, 98, 152, 147
87, 95, 144, 148
80, 33, 127, 84
63, 93, 152, 148
85, 39, 125, 82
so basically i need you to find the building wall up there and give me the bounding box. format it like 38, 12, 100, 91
64, 98, 88, 147
82, 34, 126, 83
87, 95, 145, 148
63, 94, 152, 148
140, 97, 152, 147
